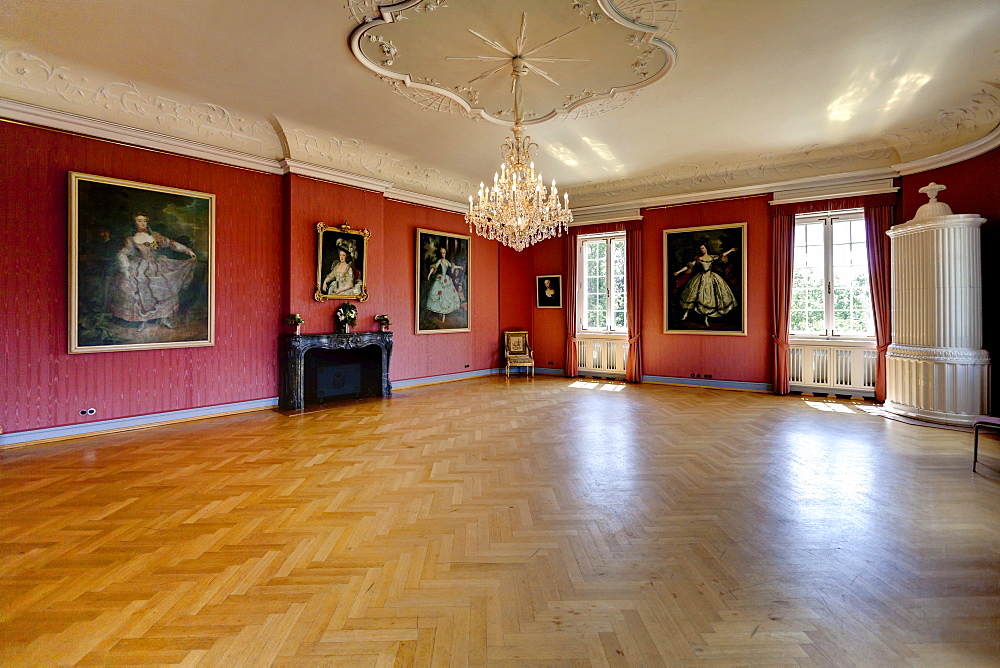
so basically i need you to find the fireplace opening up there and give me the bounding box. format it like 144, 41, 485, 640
303, 345, 383, 405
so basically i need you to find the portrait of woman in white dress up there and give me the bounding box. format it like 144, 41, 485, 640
664, 223, 746, 334
70, 173, 214, 353
315, 223, 369, 302
107, 213, 198, 330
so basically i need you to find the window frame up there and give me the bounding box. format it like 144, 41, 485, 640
576, 232, 628, 336
790, 208, 874, 341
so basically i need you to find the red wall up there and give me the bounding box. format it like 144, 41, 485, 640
531, 236, 568, 372
642, 197, 773, 383
4, 116, 996, 437
0, 121, 284, 434
529, 197, 773, 384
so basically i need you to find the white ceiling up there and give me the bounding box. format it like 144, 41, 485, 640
2, 0, 998, 208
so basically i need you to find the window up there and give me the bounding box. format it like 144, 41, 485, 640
578, 233, 627, 333
790, 210, 873, 337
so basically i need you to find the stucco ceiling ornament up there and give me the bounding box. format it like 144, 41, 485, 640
0, 50, 281, 155
350, 0, 676, 125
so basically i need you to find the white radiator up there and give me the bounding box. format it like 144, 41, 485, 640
788, 341, 877, 397
576, 337, 629, 378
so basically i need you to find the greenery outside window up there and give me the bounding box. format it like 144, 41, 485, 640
790, 209, 874, 338
578, 233, 627, 334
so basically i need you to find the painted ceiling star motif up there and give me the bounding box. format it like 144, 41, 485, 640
445, 14, 587, 93
350, 0, 675, 124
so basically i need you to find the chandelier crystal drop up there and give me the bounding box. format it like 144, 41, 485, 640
463, 16, 574, 252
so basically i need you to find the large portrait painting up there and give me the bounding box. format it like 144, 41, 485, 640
315, 222, 369, 302
69, 172, 215, 353
664, 222, 746, 335
416, 228, 470, 333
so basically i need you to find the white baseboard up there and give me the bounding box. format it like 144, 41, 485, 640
1, 398, 279, 448
392, 368, 501, 389
643, 375, 772, 392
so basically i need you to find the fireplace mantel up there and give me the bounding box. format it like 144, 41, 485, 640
280, 332, 393, 410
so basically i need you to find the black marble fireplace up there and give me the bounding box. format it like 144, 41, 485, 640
280, 332, 393, 410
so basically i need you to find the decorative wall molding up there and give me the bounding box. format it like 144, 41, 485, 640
569, 206, 643, 226
570, 85, 1000, 206
279, 158, 393, 192
0, 97, 284, 174
2, 87, 998, 217
893, 122, 1000, 176
285, 128, 475, 199
0, 50, 283, 156
769, 178, 898, 205
383, 188, 470, 213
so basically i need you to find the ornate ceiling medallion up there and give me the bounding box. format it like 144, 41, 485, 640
349, 0, 676, 125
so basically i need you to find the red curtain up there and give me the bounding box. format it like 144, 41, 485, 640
864, 204, 894, 402
770, 193, 897, 395
564, 229, 579, 377
770, 211, 796, 394
625, 226, 643, 382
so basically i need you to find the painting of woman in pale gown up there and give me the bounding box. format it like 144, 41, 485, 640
417, 229, 470, 333
315, 222, 369, 302
664, 223, 746, 335
70, 173, 214, 353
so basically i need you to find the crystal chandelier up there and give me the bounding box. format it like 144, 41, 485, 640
462, 17, 574, 252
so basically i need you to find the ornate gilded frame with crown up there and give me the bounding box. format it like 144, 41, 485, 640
315, 222, 370, 302
69, 172, 215, 353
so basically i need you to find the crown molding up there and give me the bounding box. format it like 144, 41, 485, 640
0, 97, 283, 174
279, 158, 393, 192
569, 207, 643, 226
892, 122, 1000, 176
4, 96, 998, 219
769, 178, 898, 205
383, 188, 469, 214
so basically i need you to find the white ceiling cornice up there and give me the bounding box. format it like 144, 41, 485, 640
3, 97, 996, 218
0, 97, 284, 174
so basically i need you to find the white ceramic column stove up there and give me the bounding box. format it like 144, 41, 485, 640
884, 182, 990, 425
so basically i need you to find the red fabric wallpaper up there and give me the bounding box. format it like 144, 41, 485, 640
531, 236, 570, 371
641, 196, 773, 383
529, 198, 772, 384
382, 200, 501, 380
280, 181, 506, 381
0, 121, 284, 434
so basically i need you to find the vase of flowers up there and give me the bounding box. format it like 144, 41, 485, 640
335, 303, 358, 333
374, 314, 391, 332
285, 313, 304, 335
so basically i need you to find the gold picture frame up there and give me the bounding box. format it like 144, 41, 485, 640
69, 172, 215, 353
416, 228, 470, 333
663, 222, 747, 335
315, 222, 370, 302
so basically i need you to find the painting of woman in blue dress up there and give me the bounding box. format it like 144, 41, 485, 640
417, 229, 470, 333
665, 223, 746, 335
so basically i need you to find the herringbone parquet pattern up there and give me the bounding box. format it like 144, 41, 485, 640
2, 377, 998, 666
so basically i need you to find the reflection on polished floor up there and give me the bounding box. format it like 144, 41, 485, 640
2, 377, 998, 665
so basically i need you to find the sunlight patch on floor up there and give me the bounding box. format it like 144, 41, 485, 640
569, 380, 625, 391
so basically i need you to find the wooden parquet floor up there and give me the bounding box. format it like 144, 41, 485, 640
2, 377, 999, 666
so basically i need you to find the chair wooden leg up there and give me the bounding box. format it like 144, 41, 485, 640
974, 424, 979, 472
